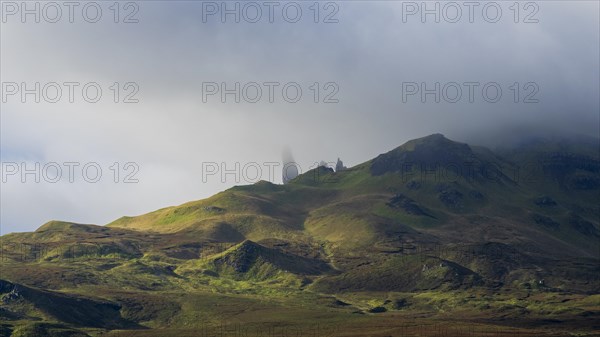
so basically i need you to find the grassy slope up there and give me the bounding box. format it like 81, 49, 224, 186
1, 134, 599, 336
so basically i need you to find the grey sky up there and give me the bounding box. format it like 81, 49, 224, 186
1, 1, 598, 233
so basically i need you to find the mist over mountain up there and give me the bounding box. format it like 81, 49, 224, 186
451, 125, 600, 151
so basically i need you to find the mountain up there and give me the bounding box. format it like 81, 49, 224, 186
1, 134, 599, 337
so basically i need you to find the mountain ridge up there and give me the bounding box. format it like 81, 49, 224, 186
1, 133, 599, 337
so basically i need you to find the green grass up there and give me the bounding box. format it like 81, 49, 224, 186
1, 134, 599, 337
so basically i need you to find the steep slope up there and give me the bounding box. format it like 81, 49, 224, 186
0, 279, 138, 329
178, 240, 332, 283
